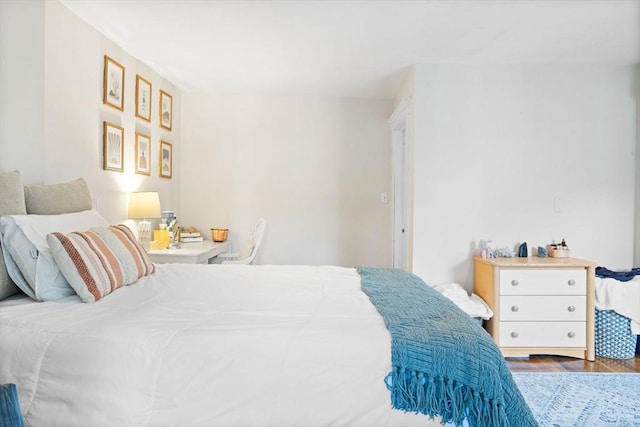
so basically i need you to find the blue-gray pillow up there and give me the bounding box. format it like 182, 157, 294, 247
0, 210, 109, 301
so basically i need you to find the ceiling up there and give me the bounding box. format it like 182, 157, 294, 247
59, 0, 640, 99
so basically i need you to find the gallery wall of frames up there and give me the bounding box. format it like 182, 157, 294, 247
102, 55, 173, 179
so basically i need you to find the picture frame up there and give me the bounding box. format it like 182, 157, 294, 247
103, 55, 125, 111
159, 140, 172, 179
159, 89, 173, 131
103, 122, 124, 172
135, 75, 152, 122
135, 132, 151, 176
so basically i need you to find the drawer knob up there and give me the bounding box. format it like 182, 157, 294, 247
567, 331, 576, 338
511, 332, 519, 338
511, 280, 519, 286
567, 306, 576, 312
568, 279, 576, 286
511, 305, 519, 312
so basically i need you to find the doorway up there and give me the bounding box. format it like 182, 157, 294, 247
388, 98, 410, 271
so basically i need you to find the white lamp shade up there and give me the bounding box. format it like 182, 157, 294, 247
128, 192, 161, 219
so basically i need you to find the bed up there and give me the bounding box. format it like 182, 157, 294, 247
0, 172, 535, 427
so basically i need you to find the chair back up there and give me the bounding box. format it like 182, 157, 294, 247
220, 218, 266, 265
245, 218, 266, 264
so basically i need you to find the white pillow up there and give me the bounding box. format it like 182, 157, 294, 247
0, 209, 109, 301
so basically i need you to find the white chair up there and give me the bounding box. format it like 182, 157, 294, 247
218, 218, 266, 265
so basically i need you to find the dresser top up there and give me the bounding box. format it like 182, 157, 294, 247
474, 256, 596, 268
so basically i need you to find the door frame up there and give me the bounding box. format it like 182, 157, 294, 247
388, 97, 411, 270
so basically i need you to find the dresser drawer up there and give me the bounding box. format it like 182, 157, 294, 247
500, 296, 586, 321
500, 269, 586, 295
499, 321, 586, 347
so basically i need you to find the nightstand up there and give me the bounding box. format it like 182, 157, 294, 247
474, 256, 596, 361
148, 241, 230, 264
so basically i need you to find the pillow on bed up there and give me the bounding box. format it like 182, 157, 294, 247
0, 209, 109, 301
47, 225, 155, 303
0, 171, 26, 215
24, 178, 92, 215
0, 170, 27, 300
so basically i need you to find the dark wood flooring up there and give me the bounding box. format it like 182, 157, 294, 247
506, 354, 640, 373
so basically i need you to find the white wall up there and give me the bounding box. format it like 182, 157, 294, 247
0, 0, 45, 185
1, 0, 181, 226
409, 65, 637, 290
180, 93, 393, 266
3, 1, 636, 276
635, 65, 640, 267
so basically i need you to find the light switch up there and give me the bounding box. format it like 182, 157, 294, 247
381, 192, 388, 203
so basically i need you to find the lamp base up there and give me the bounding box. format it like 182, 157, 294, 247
137, 219, 151, 250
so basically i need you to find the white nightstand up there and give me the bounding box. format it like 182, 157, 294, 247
147, 241, 230, 264
474, 256, 596, 361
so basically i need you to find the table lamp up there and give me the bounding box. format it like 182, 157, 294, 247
127, 191, 161, 250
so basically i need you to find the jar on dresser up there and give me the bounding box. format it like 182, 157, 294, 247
474, 256, 596, 361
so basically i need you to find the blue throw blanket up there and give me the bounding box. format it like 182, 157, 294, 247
358, 267, 537, 427
596, 266, 640, 282
0, 384, 24, 427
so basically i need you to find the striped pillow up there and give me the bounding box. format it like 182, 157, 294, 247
47, 225, 155, 303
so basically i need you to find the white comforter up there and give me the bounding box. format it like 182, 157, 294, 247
0, 264, 439, 427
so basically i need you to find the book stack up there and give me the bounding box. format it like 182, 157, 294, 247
180, 229, 203, 243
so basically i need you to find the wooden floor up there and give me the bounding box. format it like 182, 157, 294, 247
506, 354, 640, 373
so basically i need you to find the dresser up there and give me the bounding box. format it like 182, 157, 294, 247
474, 256, 596, 361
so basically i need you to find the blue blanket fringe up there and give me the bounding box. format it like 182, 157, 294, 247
358, 267, 537, 427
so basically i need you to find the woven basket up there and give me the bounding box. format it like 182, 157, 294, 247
595, 309, 637, 359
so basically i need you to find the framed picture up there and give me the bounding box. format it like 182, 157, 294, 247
159, 89, 173, 131
135, 75, 152, 122
159, 140, 172, 179
103, 55, 125, 111
103, 122, 124, 172
135, 132, 151, 176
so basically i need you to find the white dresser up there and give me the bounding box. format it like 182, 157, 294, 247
474, 256, 596, 361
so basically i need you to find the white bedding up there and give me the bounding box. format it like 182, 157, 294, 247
595, 276, 640, 334
0, 264, 440, 427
